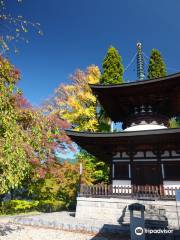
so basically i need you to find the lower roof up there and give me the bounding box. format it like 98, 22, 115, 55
66, 128, 180, 160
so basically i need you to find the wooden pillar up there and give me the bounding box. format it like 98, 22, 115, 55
158, 148, 163, 185
128, 144, 134, 186
161, 163, 165, 179
109, 155, 113, 184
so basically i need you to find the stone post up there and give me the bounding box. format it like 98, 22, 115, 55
128, 203, 145, 240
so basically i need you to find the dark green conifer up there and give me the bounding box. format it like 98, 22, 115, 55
100, 46, 124, 84
148, 49, 167, 79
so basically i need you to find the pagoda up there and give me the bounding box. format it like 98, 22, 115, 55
67, 43, 180, 190
67, 72, 180, 188
66, 44, 180, 226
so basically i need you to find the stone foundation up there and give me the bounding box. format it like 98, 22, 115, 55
76, 197, 180, 229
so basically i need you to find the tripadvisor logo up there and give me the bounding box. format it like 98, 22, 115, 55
135, 227, 144, 236
135, 226, 173, 235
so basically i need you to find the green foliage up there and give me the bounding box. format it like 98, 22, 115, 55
57, 162, 80, 208
147, 49, 167, 79
0, 199, 65, 215
0, 200, 38, 214
76, 150, 109, 184
0, 57, 30, 194
169, 118, 180, 128
27, 161, 80, 208
98, 121, 111, 132
0, 56, 71, 196
100, 46, 124, 84
36, 200, 66, 213
97, 106, 111, 132
28, 177, 60, 201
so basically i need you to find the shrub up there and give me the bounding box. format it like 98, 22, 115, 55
37, 200, 66, 213
0, 199, 66, 215
0, 200, 39, 214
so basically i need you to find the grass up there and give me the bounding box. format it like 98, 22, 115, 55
0, 211, 41, 217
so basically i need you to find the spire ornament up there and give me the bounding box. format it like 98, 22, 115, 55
137, 42, 145, 80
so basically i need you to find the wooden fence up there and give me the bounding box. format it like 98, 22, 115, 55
79, 184, 180, 200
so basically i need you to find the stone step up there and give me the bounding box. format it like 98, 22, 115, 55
122, 206, 169, 227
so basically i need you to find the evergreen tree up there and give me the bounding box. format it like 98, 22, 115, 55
147, 49, 167, 79
100, 46, 124, 84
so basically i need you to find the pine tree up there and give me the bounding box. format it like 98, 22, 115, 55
100, 46, 124, 84
147, 49, 167, 79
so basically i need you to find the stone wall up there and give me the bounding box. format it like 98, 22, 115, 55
76, 197, 180, 229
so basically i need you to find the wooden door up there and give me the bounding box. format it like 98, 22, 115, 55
132, 163, 162, 186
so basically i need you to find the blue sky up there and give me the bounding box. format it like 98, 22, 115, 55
6, 0, 180, 105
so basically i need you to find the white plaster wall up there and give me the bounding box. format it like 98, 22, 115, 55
146, 151, 156, 157
133, 159, 157, 162
113, 152, 120, 158
171, 150, 180, 157
122, 152, 129, 158
134, 151, 144, 158
163, 181, 180, 196
112, 180, 131, 194
124, 124, 167, 131
112, 180, 131, 186
163, 181, 180, 188
161, 150, 170, 157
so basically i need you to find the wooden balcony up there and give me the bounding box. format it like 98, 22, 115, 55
79, 184, 180, 200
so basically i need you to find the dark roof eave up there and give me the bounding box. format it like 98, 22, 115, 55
89, 72, 180, 122
66, 128, 180, 159
66, 128, 180, 138
90, 72, 180, 89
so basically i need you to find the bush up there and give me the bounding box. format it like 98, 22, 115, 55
0, 199, 66, 215
0, 200, 39, 214
37, 200, 66, 213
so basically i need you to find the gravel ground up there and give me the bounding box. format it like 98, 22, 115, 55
12, 211, 117, 226
0, 223, 128, 240
2, 211, 129, 234
0, 212, 129, 240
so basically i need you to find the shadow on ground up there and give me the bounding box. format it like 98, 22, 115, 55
145, 231, 180, 240
89, 224, 130, 240
0, 224, 23, 237
89, 223, 180, 240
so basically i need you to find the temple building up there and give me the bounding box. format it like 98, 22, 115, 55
66, 43, 180, 227
67, 72, 180, 190
67, 43, 180, 191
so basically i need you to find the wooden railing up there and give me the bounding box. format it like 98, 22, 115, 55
79, 184, 179, 200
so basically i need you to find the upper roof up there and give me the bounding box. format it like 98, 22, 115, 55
91, 73, 180, 122
66, 128, 180, 160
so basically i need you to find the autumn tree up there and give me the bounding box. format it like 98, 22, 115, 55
76, 150, 109, 184
45, 65, 110, 184
0, 57, 29, 195
147, 49, 167, 79
27, 160, 80, 207
46, 65, 101, 132
27, 148, 109, 207
0, 56, 71, 196
100, 46, 124, 84
0, 0, 43, 54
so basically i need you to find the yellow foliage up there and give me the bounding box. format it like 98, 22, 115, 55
86, 65, 101, 84
49, 65, 101, 132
